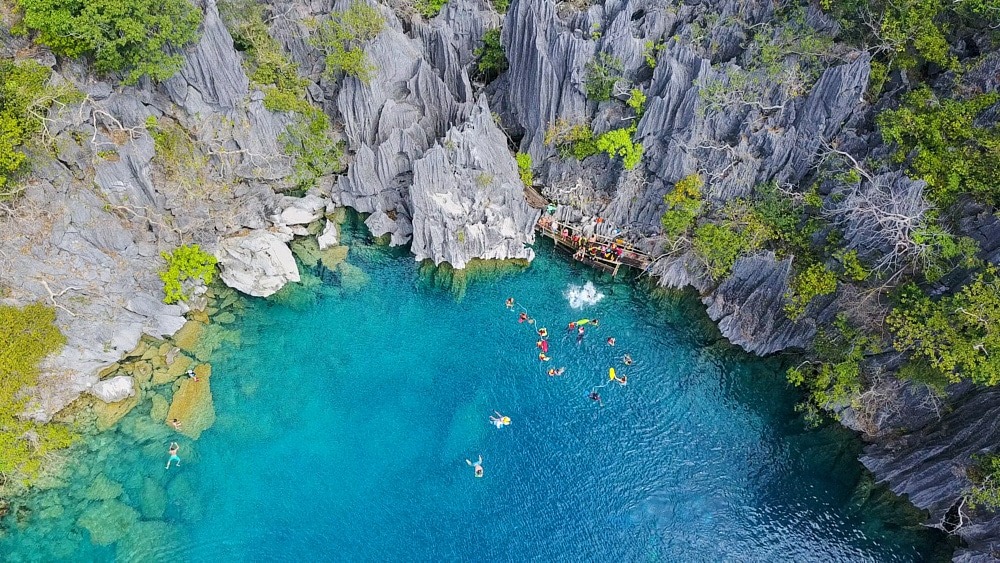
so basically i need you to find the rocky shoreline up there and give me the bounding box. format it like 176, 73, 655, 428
2, 0, 998, 558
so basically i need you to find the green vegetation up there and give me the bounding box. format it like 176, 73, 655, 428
642, 40, 664, 68
220, 0, 309, 111
692, 223, 753, 279
626, 88, 647, 116
17, 0, 202, 84
583, 52, 623, 101
660, 174, 703, 238
145, 116, 208, 193
490, 0, 509, 12
887, 269, 1000, 385
281, 110, 344, 191
967, 454, 1000, 511
312, 2, 386, 84
877, 87, 1000, 207
787, 313, 880, 426
0, 59, 78, 199
159, 244, 218, 304
0, 303, 74, 483
474, 28, 508, 82
594, 125, 644, 170
515, 152, 533, 187
785, 263, 837, 319
414, 0, 447, 18
837, 249, 871, 282
911, 223, 981, 282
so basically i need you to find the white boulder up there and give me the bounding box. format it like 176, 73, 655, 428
216, 231, 300, 297
90, 376, 135, 403
317, 220, 339, 250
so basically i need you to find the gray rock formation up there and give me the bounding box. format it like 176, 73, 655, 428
89, 376, 136, 404
409, 96, 539, 268
216, 231, 301, 297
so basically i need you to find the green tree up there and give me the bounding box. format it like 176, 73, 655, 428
660, 173, 703, 238
594, 126, 644, 170
312, 2, 386, 84
515, 152, 532, 187
474, 28, 508, 82
887, 269, 1000, 385
967, 454, 1000, 511
414, 0, 447, 18
17, 0, 203, 84
877, 87, 1000, 207
159, 244, 218, 304
785, 263, 837, 319
584, 52, 623, 101
0, 303, 74, 482
692, 223, 750, 279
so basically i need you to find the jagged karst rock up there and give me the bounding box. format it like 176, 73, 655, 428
216, 231, 301, 297
702, 253, 819, 355
409, 97, 539, 268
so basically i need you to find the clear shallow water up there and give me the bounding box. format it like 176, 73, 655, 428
1, 228, 948, 561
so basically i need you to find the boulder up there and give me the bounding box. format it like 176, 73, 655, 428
165, 363, 215, 439
278, 194, 326, 226
216, 231, 300, 297
89, 376, 135, 403
317, 219, 339, 249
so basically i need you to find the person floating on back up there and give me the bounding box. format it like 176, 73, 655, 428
537, 327, 548, 339
623, 354, 633, 366
505, 297, 515, 309
615, 374, 628, 386
166, 442, 181, 469
466, 455, 484, 478
607, 337, 616, 347
548, 367, 565, 377
518, 312, 528, 323
490, 411, 511, 429
538, 352, 551, 362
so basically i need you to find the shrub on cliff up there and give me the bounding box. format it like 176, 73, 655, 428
584, 52, 623, 101
595, 126, 644, 170
515, 152, 532, 187
16, 0, 202, 84
887, 269, 1000, 385
160, 244, 218, 304
0, 303, 74, 482
474, 28, 507, 83
785, 263, 837, 319
0, 59, 79, 199
877, 87, 1000, 207
660, 174, 703, 238
312, 2, 386, 84
967, 454, 1000, 511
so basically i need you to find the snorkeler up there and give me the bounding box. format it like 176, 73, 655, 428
166, 442, 180, 469
506, 297, 515, 309
607, 337, 616, 347
466, 455, 484, 478
536, 339, 549, 353
490, 411, 511, 428
623, 354, 633, 366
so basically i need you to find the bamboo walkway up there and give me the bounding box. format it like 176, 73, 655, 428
525, 186, 653, 277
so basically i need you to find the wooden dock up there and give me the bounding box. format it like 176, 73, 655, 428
536, 218, 653, 277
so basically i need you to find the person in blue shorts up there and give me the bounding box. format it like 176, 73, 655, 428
166, 442, 181, 469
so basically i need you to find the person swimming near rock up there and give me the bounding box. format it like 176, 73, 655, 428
466, 455, 484, 478
623, 354, 633, 366
607, 337, 616, 347
185, 369, 198, 382
538, 352, 551, 362
166, 442, 181, 469
548, 367, 565, 377
506, 297, 515, 309
490, 411, 511, 428
536, 339, 549, 353
518, 312, 528, 323
537, 327, 548, 339
170, 419, 182, 431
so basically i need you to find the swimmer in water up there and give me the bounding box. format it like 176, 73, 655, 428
615, 375, 628, 386
591, 319, 600, 327
607, 337, 616, 347
623, 354, 633, 366
589, 391, 603, 406
170, 418, 182, 431
506, 297, 515, 309
518, 312, 528, 323
166, 442, 180, 469
548, 367, 566, 377
466, 455, 484, 478
538, 352, 551, 362
536, 339, 549, 353
490, 411, 511, 428
568, 322, 576, 330
537, 327, 548, 339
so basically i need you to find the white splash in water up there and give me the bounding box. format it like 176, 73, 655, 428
566, 281, 604, 309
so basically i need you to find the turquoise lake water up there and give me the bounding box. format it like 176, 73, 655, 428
0, 220, 949, 561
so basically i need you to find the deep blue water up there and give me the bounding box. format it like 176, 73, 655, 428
0, 225, 947, 561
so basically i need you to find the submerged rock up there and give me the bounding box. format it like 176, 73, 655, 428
165, 364, 215, 439
217, 231, 301, 297
76, 499, 138, 546
82, 474, 124, 501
